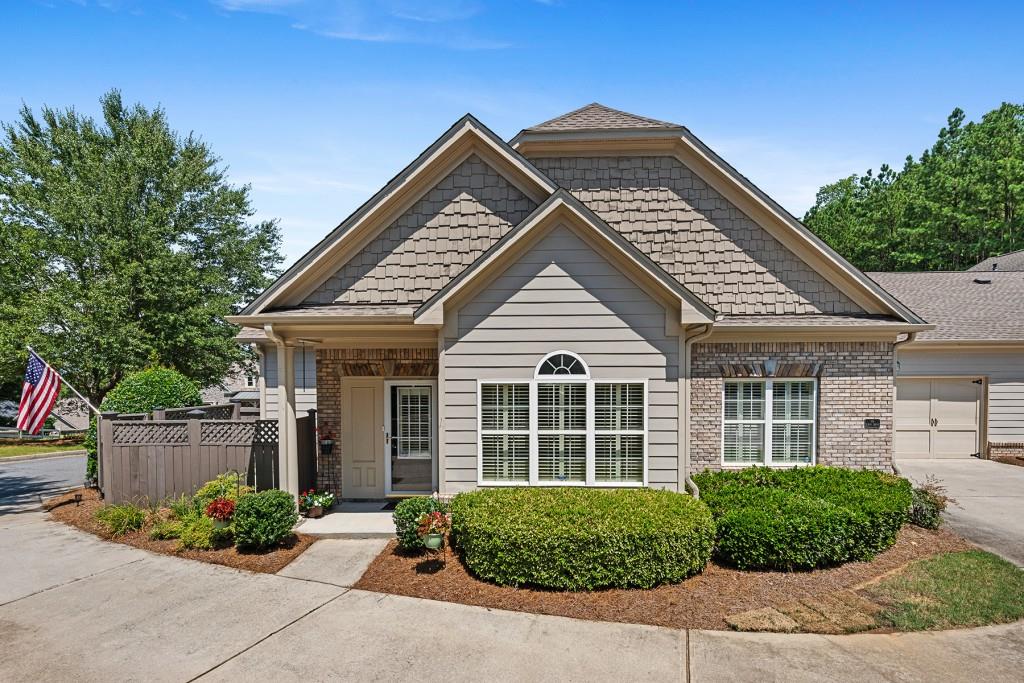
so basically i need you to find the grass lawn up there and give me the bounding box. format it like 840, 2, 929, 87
868, 550, 1024, 631
0, 442, 85, 458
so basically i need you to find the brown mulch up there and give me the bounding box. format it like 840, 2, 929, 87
45, 487, 316, 574
354, 527, 974, 631
993, 455, 1024, 468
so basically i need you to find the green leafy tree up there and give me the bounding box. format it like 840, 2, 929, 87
0, 90, 282, 405
804, 103, 1024, 271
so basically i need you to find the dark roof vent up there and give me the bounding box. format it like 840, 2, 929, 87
973, 277, 992, 284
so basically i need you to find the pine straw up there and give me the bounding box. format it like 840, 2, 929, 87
46, 487, 315, 574
354, 526, 974, 631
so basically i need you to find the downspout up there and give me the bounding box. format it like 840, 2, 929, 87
263, 324, 289, 492
890, 331, 918, 477
683, 323, 714, 498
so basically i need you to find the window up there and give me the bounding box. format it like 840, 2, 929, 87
479, 353, 647, 486
723, 379, 816, 466
480, 383, 529, 482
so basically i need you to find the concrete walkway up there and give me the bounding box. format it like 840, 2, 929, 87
1, 510, 1023, 681
898, 458, 1024, 565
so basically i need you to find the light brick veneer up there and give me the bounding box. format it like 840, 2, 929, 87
314, 348, 438, 497
530, 156, 863, 316
989, 442, 1024, 459
690, 342, 895, 472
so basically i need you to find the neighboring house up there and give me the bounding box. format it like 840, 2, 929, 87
230, 103, 928, 500
868, 271, 1024, 460
968, 249, 1024, 272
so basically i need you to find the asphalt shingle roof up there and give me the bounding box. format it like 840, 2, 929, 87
968, 249, 1024, 272
867, 271, 1024, 342
525, 103, 682, 132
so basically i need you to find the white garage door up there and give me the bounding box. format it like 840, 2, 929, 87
895, 378, 982, 458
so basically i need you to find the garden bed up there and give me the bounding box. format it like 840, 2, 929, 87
355, 525, 974, 631
46, 488, 315, 574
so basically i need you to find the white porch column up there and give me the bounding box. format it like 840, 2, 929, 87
282, 342, 299, 498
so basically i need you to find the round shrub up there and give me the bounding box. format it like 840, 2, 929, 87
393, 496, 449, 550
85, 367, 202, 479
233, 489, 298, 550
693, 466, 912, 570
450, 487, 715, 591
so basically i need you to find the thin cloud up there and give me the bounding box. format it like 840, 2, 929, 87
212, 0, 511, 50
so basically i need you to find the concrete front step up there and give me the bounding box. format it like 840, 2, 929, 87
296, 511, 396, 539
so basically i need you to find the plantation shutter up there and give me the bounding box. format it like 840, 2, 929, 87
723, 381, 766, 464
594, 383, 644, 482
537, 383, 586, 482
479, 383, 529, 482
770, 381, 815, 464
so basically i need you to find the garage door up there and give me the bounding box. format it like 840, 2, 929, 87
895, 378, 982, 458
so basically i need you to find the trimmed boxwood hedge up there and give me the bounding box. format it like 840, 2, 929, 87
450, 487, 715, 591
693, 466, 912, 570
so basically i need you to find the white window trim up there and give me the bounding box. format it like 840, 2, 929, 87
720, 378, 818, 468
477, 377, 648, 487
534, 350, 591, 379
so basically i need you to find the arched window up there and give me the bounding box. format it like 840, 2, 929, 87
535, 351, 589, 379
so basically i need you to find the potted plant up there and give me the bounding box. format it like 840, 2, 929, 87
416, 510, 452, 550
299, 489, 323, 518
316, 490, 336, 512
204, 497, 235, 529
317, 422, 336, 456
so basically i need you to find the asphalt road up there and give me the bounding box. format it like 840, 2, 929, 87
0, 454, 86, 513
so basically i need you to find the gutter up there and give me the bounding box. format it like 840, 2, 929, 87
682, 323, 714, 498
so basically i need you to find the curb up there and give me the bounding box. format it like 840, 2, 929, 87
0, 449, 86, 463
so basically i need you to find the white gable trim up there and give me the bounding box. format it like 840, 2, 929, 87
242, 116, 557, 315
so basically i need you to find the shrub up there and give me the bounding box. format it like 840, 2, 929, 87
393, 496, 449, 550
149, 518, 182, 540
193, 472, 251, 511
85, 367, 202, 479
205, 497, 235, 521
450, 487, 715, 591
177, 514, 215, 550
95, 503, 146, 537
693, 466, 912, 570
233, 489, 298, 549
910, 476, 955, 530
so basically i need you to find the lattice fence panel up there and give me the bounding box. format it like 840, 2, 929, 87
254, 420, 279, 444
112, 422, 189, 445
200, 420, 257, 445
165, 404, 235, 420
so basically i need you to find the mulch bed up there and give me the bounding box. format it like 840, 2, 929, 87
354, 526, 974, 631
993, 455, 1024, 468
46, 487, 316, 574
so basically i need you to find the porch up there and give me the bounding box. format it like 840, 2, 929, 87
296, 501, 398, 538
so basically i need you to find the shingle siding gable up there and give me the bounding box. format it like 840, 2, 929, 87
304, 154, 538, 306
531, 156, 864, 316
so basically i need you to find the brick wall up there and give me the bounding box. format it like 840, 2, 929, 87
314, 348, 438, 497
989, 442, 1024, 459
690, 341, 895, 472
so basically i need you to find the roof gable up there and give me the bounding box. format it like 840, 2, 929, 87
242, 115, 557, 315
415, 190, 714, 326
524, 103, 682, 133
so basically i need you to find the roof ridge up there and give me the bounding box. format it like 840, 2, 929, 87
525, 102, 681, 132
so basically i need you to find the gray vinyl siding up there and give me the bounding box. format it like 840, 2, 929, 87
442, 224, 680, 492
263, 347, 318, 419
896, 347, 1024, 441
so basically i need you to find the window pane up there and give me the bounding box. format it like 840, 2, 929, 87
538, 434, 586, 482
537, 383, 586, 431
595, 383, 644, 431
537, 353, 587, 376
481, 384, 529, 431
481, 434, 529, 482
723, 423, 764, 464
595, 435, 643, 483
773, 381, 814, 421
771, 423, 813, 464
724, 381, 764, 421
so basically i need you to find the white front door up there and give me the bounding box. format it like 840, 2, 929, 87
384, 381, 437, 494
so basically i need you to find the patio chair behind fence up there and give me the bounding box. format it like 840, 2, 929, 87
97, 412, 304, 505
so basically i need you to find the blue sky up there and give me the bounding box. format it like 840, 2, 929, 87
5, 0, 1024, 266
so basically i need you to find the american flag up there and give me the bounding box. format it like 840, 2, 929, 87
16, 351, 62, 435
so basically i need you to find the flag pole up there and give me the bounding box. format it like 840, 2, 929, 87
26, 345, 100, 416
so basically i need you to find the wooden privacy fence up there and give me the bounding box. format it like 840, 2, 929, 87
99, 408, 318, 505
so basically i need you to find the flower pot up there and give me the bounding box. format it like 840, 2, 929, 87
423, 533, 444, 550
305, 505, 323, 519
319, 440, 335, 455
212, 518, 230, 529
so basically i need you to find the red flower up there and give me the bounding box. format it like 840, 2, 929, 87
205, 497, 235, 521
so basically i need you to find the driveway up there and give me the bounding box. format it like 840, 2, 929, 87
898, 458, 1024, 566
1, 510, 1023, 681
0, 453, 85, 513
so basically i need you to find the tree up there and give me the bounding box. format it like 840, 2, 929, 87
0, 90, 282, 405
804, 103, 1024, 271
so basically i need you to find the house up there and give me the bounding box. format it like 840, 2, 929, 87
868, 271, 1024, 460
968, 249, 1024, 272
229, 103, 929, 500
